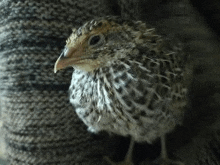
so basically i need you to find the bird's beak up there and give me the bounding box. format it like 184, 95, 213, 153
54, 46, 83, 73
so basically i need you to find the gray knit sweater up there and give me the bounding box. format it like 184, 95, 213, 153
1, 0, 220, 165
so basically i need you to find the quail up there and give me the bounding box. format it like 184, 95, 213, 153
54, 16, 188, 165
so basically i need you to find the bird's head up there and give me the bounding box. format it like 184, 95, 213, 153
54, 17, 156, 73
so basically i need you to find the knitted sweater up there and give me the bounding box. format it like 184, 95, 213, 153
0, 0, 220, 164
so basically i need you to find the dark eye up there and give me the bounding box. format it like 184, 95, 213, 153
89, 35, 100, 45
88, 34, 105, 47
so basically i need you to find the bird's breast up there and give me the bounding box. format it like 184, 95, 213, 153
69, 59, 183, 142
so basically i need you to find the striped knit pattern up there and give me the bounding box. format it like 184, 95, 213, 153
1, 0, 220, 165
0, 0, 114, 164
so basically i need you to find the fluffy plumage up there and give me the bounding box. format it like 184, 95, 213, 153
54, 16, 188, 164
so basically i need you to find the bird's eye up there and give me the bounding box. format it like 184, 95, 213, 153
90, 35, 100, 45
88, 34, 105, 47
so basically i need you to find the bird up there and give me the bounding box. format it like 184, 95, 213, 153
54, 16, 189, 165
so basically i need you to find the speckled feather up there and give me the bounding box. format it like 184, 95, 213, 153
66, 16, 188, 143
